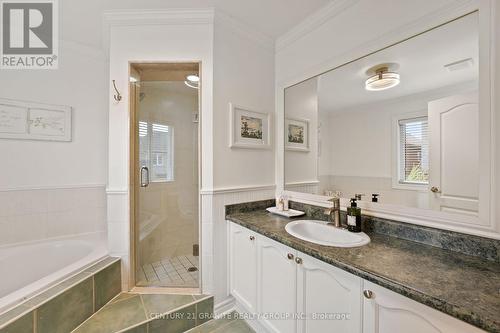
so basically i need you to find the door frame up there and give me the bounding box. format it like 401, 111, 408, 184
128, 61, 203, 292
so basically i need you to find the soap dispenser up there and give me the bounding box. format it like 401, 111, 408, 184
346, 198, 362, 233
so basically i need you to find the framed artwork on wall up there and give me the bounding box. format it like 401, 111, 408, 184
0, 98, 72, 142
285, 118, 309, 151
229, 103, 271, 149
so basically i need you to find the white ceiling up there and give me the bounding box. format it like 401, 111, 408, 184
317, 12, 479, 113
61, 0, 332, 48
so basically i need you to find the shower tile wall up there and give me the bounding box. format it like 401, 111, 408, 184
0, 186, 107, 246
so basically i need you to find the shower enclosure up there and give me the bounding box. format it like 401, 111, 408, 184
130, 63, 200, 289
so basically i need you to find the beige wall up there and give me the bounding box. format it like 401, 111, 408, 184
212, 19, 275, 189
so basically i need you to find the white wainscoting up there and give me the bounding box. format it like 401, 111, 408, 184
201, 184, 276, 306
0, 184, 107, 247
106, 188, 130, 291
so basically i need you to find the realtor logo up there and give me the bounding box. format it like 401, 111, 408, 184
1, 0, 58, 69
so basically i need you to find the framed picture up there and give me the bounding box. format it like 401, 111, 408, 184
0, 98, 72, 141
285, 118, 309, 151
229, 103, 271, 149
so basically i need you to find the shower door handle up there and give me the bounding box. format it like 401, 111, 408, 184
140, 166, 150, 187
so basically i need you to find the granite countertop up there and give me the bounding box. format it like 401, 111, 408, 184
226, 210, 500, 333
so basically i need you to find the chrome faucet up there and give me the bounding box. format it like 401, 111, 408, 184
324, 197, 341, 228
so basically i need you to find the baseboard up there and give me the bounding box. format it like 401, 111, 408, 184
233, 302, 270, 333
214, 296, 236, 316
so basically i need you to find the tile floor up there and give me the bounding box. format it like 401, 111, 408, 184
137, 255, 199, 287
72, 292, 214, 333
187, 312, 254, 333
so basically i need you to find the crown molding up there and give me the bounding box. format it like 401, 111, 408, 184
276, 0, 478, 87
102, 8, 215, 27
214, 10, 275, 52
102, 8, 215, 52
276, 0, 360, 52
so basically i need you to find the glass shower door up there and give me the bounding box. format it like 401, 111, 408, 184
131, 63, 200, 289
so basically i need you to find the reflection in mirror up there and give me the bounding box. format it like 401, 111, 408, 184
284, 12, 480, 216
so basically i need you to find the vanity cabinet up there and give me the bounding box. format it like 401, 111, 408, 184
229, 222, 487, 333
362, 281, 486, 333
296, 252, 362, 333
229, 222, 258, 313
229, 222, 362, 333
257, 235, 298, 333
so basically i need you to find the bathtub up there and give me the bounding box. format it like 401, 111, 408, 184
0, 232, 107, 312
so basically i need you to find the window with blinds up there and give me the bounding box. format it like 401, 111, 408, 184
398, 116, 429, 184
138, 121, 174, 182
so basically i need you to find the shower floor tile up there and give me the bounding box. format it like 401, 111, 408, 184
137, 255, 199, 287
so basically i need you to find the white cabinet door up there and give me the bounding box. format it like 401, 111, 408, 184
428, 93, 479, 216
229, 222, 258, 313
363, 281, 486, 333
257, 236, 298, 333
296, 252, 362, 333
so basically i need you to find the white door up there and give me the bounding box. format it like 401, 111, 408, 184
229, 222, 258, 313
257, 236, 297, 333
296, 252, 362, 333
362, 281, 486, 333
428, 93, 479, 216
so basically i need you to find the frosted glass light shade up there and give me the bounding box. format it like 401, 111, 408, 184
365, 70, 400, 91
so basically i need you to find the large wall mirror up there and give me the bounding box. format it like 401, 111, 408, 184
284, 11, 493, 231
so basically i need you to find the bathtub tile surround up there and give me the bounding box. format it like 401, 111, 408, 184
0, 312, 33, 333
225, 200, 500, 332
37, 277, 94, 333
0, 257, 121, 333
0, 186, 106, 247
72, 293, 214, 333
94, 260, 122, 310
0, 234, 108, 312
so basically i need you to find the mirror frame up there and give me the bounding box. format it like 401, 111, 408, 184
276, 0, 498, 239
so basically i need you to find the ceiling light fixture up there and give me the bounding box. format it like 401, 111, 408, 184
365, 66, 400, 91
185, 74, 199, 89
186, 74, 199, 82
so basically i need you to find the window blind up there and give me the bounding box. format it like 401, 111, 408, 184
138, 121, 174, 182
399, 117, 429, 184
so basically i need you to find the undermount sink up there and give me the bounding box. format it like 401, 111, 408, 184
285, 220, 370, 247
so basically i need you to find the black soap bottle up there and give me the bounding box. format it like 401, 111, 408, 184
346, 198, 362, 233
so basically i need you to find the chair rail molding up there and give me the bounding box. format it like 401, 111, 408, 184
200, 184, 276, 195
